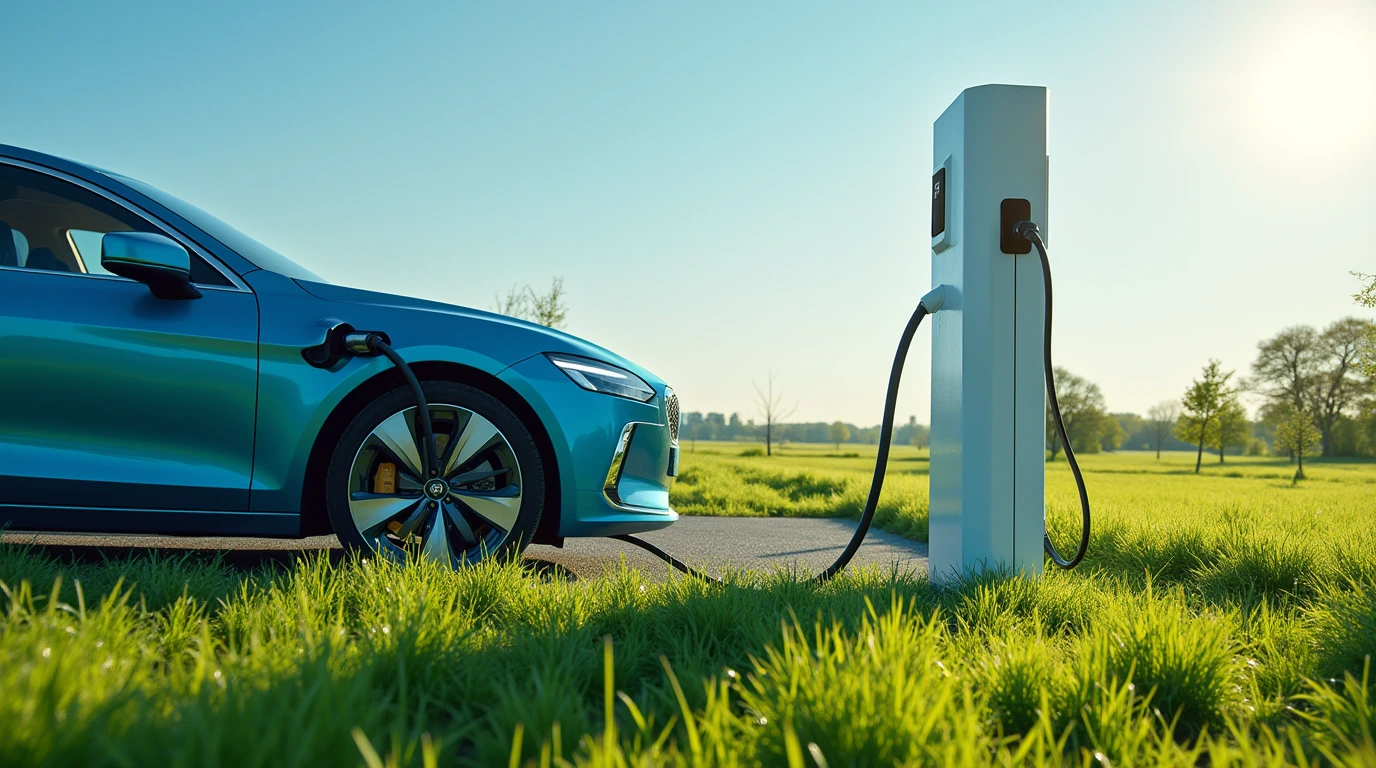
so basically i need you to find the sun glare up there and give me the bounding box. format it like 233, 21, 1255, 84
1245, 11, 1376, 160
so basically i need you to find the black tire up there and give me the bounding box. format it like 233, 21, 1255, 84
325, 380, 545, 567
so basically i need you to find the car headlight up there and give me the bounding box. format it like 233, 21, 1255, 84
545, 353, 656, 402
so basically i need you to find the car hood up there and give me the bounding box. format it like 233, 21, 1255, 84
294, 279, 661, 385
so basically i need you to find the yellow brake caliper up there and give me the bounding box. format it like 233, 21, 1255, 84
372, 462, 406, 535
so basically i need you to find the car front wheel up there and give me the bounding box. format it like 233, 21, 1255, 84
325, 381, 545, 568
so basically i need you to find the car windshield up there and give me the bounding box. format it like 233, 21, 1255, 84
103, 171, 326, 282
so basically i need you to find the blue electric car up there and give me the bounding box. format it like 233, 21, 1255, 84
0, 145, 680, 566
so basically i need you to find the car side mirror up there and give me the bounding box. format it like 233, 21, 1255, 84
101, 232, 202, 300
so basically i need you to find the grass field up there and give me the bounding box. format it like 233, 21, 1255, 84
2, 444, 1373, 766
673, 441, 1376, 544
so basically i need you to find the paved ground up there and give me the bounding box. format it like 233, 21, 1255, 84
526, 517, 928, 581
1, 517, 928, 582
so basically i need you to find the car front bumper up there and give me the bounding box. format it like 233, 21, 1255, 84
498, 354, 679, 538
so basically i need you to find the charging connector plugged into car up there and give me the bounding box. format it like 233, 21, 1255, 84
304, 323, 440, 480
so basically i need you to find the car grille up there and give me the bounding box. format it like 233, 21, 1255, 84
664, 387, 680, 443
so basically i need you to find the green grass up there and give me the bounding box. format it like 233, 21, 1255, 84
674, 442, 1376, 548
2, 445, 1374, 766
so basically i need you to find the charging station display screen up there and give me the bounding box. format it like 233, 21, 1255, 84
931, 168, 946, 237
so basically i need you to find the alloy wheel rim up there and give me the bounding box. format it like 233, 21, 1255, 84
347, 403, 523, 567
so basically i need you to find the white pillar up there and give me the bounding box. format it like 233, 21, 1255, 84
928, 84, 1048, 584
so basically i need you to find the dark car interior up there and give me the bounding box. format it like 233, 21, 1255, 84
0, 174, 136, 273
0, 164, 231, 285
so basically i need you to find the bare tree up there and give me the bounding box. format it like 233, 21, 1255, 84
527, 277, 568, 329
492, 285, 528, 318
1249, 318, 1374, 455
753, 370, 796, 457
1249, 325, 1318, 413
1146, 400, 1179, 460
1310, 318, 1373, 455
491, 277, 569, 329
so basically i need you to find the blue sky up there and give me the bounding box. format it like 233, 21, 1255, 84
5, 0, 1374, 425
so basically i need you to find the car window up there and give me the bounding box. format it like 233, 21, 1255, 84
67, 229, 115, 275
0, 164, 232, 286
9, 228, 28, 265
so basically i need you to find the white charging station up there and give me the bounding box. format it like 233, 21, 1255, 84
928, 84, 1049, 583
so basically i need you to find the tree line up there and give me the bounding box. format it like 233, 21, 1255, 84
1038, 314, 1375, 476
680, 310, 1375, 477
679, 411, 929, 452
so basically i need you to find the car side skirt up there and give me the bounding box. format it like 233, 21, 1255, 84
0, 505, 300, 538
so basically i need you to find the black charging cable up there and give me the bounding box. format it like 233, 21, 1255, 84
611, 531, 723, 583
619, 219, 1090, 581
1015, 221, 1091, 569
614, 302, 931, 584
343, 332, 440, 479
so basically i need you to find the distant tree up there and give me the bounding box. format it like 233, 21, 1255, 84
1256, 400, 1293, 459
681, 411, 703, 451
909, 420, 930, 450
829, 421, 850, 451
1045, 367, 1107, 460
1111, 412, 1146, 444
1274, 407, 1321, 481
527, 277, 568, 329
1355, 272, 1376, 378
1249, 325, 1318, 414
1099, 417, 1126, 452
1357, 272, 1376, 307
1250, 318, 1374, 456
491, 277, 569, 329
1310, 318, 1374, 455
1326, 413, 1376, 456
753, 371, 796, 457
491, 285, 527, 318
1357, 272, 1376, 457
1214, 400, 1250, 463
1147, 400, 1180, 459
1364, 408, 1376, 457
894, 415, 918, 446
704, 412, 726, 441
1175, 359, 1237, 474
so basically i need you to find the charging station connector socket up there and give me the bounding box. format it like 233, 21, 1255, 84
1000, 198, 1032, 255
